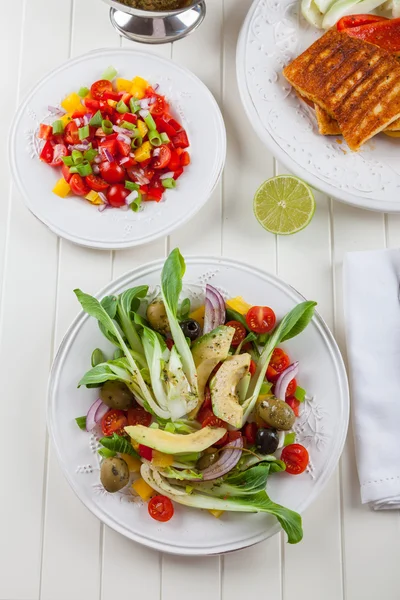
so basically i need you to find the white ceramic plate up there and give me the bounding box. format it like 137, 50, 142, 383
237, 0, 400, 212
48, 257, 349, 555
10, 49, 226, 248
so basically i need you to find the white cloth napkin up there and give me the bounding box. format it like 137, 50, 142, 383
344, 248, 400, 510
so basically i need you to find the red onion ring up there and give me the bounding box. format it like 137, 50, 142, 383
86, 399, 108, 432
194, 436, 243, 481
203, 284, 226, 334
274, 362, 299, 400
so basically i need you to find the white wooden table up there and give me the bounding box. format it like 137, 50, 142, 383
2, 0, 400, 598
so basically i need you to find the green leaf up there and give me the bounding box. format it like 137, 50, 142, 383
75, 416, 87, 430
116, 286, 148, 355
114, 348, 124, 359
178, 298, 191, 320
99, 433, 140, 458
98, 448, 117, 458
91, 348, 105, 368
280, 302, 317, 342
101, 295, 118, 318
78, 361, 132, 387
159, 467, 201, 480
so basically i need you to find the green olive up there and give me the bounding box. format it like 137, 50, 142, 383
146, 299, 170, 335
257, 397, 295, 431
100, 381, 134, 410
100, 457, 130, 493
197, 451, 219, 471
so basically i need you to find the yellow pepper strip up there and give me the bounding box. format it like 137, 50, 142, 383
152, 451, 174, 468
116, 78, 134, 93
137, 119, 148, 138
189, 305, 205, 327
120, 454, 142, 472
53, 178, 71, 198
226, 296, 252, 315
107, 99, 117, 108
61, 92, 85, 114
208, 509, 224, 518
134, 141, 152, 163
60, 112, 72, 127
132, 477, 155, 501
85, 191, 103, 205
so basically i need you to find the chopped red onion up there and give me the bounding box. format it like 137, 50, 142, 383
139, 98, 150, 109
98, 192, 109, 205
103, 148, 114, 163
117, 133, 131, 145
160, 171, 174, 180
139, 109, 149, 119
95, 128, 105, 137
113, 125, 135, 138
74, 118, 82, 127
95, 402, 109, 424
68, 142, 89, 152
119, 157, 130, 165
153, 148, 161, 157
153, 83, 160, 91
92, 164, 100, 175
83, 114, 92, 126
275, 362, 299, 401
86, 398, 107, 431
203, 284, 226, 334
194, 437, 243, 481
148, 96, 156, 105
48, 105, 65, 116
94, 155, 102, 164
98, 204, 107, 212
129, 168, 149, 185
126, 190, 139, 205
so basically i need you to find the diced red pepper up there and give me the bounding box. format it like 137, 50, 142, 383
61, 164, 73, 183
103, 91, 121, 101
39, 140, 54, 163
38, 124, 53, 140
116, 139, 131, 157
146, 187, 163, 202
168, 150, 181, 171
154, 117, 177, 138
122, 113, 137, 125
84, 98, 100, 112
172, 130, 189, 149
121, 92, 132, 105
168, 118, 182, 132
344, 17, 400, 53
138, 444, 153, 461
180, 151, 190, 166
140, 184, 149, 194
71, 110, 87, 119
286, 396, 300, 417
337, 14, 387, 31
173, 167, 184, 180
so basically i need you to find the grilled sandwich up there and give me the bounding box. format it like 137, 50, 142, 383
314, 102, 400, 135
283, 30, 400, 150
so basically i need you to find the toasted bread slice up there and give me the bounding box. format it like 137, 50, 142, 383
283, 30, 400, 150
314, 105, 400, 135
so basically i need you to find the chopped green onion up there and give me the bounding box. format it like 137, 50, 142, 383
76, 160, 92, 177
116, 100, 129, 114
52, 120, 64, 135
130, 98, 141, 113
75, 416, 87, 430
101, 66, 118, 81
78, 86, 90, 98
125, 181, 139, 191
78, 125, 90, 140
131, 192, 142, 213
144, 113, 156, 131
69, 166, 79, 174
162, 177, 176, 189
160, 132, 170, 143
131, 136, 142, 149
71, 150, 83, 164
98, 448, 117, 458
101, 119, 113, 135
61, 156, 74, 166
259, 381, 272, 395
84, 148, 98, 163
284, 432, 296, 447
148, 130, 162, 147
89, 110, 103, 127
165, 422, 176, 434
294, 386, 306, 402
120, 120, 137, 131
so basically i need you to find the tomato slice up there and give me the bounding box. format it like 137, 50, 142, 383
150, 95, 168, 116
127, 407, 152, 427
91, 79, 113, 100
107, 183, 130, 207
246, 306, 276, 334
85, 174, 109, 192
281, 444, 309, 475
69, 174, 90, 196
64, 121, 80, 145
286, 396, 300, 417
153, 145, 172, 169
148, 495, 174, 522
39, 140, 54, 163
225, 320, 247, 347
337, 14, 386, 31
101, 409, 128, 437
266, 348, 290, 382
50, 143, 67, 167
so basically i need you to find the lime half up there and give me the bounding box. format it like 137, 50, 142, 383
253, 175, 315, 235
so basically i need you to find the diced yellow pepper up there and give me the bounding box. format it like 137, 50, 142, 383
61, 92, 85, 114
116, 78, 134, 93
131, 86, 145, 100
137, 119, 148, 138
85, 191, 103, 205
226, 296, 252, 315
189, 305, 205, 327
132, 477, 154, 501
107, 99, 117, 108
53, 178, 71, 198
131, 438, 139, 451
133, 76, 148, 89
208, 509, 224, 519
131, 76, 149, 100
134, 141, 152, 163
152, 451, 174, 468
60, 112, 72, 127
121, 454, 142, 472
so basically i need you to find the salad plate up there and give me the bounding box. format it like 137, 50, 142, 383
10, 48, 225, 249
237, 0, 400, 212
48, 256, 349, 555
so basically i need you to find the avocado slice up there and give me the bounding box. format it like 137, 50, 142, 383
190, 325, 235, 414
209, 353, 251, 428
125, 424, 226, 454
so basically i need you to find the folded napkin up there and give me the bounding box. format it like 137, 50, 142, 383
344, 248, 400, 510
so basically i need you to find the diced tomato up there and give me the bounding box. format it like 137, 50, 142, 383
337, 14, 387, 31
62, 164, 73, 183
49, 143, 68, 167
173, 167, 184, 180
180, 151, 190, 166
103, 91, 121, 101
148, 495, 174, 522
101, 409, 128, 437
122, 113, 138, 125
116, 139, 131, 157
69, 174, 90, 196
64, 121, 80, 145
84, 97, 100, 112
38, 124, 53, 140
168, 149, 181, 171
146, 187, 163, 202
99, 138, 117, 157
214, 432, 229, 447
286, 396, 300, 417
39, 140, 54, 163
153, 145, 172, 169
150, 94, 168, 116
127, 407, 152, 427
85, 174, 109, 192
91, 79, 113, 100
243, 422, 258, 445
281, 444, 309, 475
138, 444, 153, 461
172, 130, 189, 149
155, 117, 177, 138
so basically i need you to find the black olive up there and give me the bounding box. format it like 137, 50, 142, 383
179, 319, 201, 341
255, 428, 279, 455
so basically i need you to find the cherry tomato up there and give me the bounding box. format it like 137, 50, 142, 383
286, 396, 300, 417
38, 124, 53, 140
62, 164, 72, 182
225, 320, 247, 347
266, 348, 290, 382
91, 79, 113, 100
101, 409, 128, 437
127, 407, 152, 427
249, 359, 257, 376
243, 422, 258, 445
49, 143, 67, 167
150, 95, 168, 116
153, 145, 172, 169
246, 306, 276, 334
148, 495, 174, 522
99, 161, 126, 184
39, 140, 54, 163
202, 412, 226, 429
69, 174, 90, 196
171, 130, 189, 149
138, 444, 153, 461
99, 138, 117, 157
281, 444, 309, 475
107, 183, 130, 207
286, 378, 297, 398
85, 174, 109, 192
64, 121, 80, 145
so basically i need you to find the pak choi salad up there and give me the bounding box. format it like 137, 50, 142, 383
74, 249, 317, 544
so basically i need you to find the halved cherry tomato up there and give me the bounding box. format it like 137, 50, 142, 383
286, 378, 297, 398
150, 95, 168, 116
101, 408, 128, 437
84, 97, 100, 112
243, 422, 258, 445
39, 140, 54, 163
228, 431, 242, 442
168, 149, 181, 171
138, 444, 153, 461
91, 79, 113, 100
202, 413, 226, 429
62, 164, 72, 183
69, 174, 90, 196
85, 174, 109, 192
171, 130, 189, 149
281, 444, 309, 475
107, 183, 129, 207
38, 124, 53, 140
249, 359, 257, 377
180, 151, 190, 167
127, 407, 152, 427
225, 320, 247, 347
286, 396, 300, 417
246, 306, 276, 334
266, 348, 290, 382
50, 143, 67, 167
146, 187, 163, 202
337, 14, 386, 31
153, 145, 172, 169
99, 161, 126, 184
148, 495, 174, 522
64, 121, 80, 145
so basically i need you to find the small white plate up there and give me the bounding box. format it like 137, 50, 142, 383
48, 257, 349, 555
237, 0, 400, 212
10, 49, 226, 248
